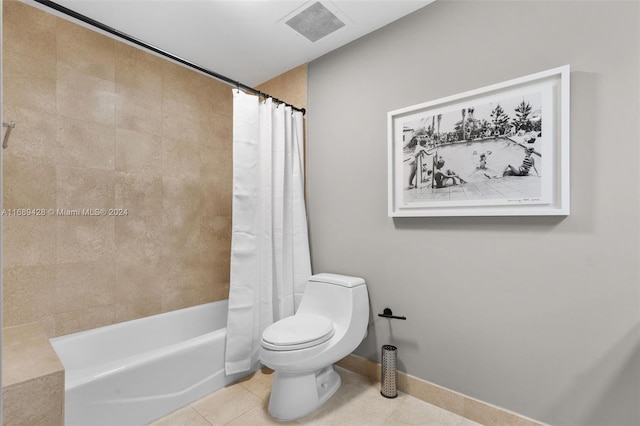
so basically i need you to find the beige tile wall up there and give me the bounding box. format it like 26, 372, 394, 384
256, 64, 307, 111
2, 0, 234, 337
2, 323, 65, 426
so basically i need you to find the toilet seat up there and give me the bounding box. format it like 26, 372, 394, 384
262, 314, 335, 351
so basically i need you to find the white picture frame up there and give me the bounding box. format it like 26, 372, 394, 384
388, 65, 570, 217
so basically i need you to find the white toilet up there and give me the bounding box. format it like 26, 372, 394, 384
260, 273, 369, 421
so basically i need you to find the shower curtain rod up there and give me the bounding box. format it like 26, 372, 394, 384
32, 0, 306, 115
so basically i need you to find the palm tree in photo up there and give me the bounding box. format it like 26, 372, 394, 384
513, 100, 533, 133
467, 107, 475, 139
461, 108, 467, 140
431, 116, 435, 139
490, 104, 510, 135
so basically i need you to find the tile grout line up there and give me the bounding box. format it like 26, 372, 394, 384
187, 403, 215, 426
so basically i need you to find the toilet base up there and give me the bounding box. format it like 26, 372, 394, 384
267, 365, 341, 421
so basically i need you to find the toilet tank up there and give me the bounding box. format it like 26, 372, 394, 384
296, 273, 369, 333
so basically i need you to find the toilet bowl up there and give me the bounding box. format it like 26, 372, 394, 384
260, 273, 369, 421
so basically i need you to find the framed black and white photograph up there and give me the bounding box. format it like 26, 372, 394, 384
388, 65, 570, 217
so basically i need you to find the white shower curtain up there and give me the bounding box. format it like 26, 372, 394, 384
225, 89, 311, 375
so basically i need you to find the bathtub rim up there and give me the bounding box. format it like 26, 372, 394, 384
50, 299, 230, 389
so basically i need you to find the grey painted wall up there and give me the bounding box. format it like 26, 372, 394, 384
307, 1, 639, 425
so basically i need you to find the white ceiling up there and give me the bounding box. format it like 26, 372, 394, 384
27, 0, 434, 86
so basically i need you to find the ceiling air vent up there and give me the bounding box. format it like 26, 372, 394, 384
286, 1, 345, 43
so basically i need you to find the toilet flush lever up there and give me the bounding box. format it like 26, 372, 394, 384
378, 308, 406, 320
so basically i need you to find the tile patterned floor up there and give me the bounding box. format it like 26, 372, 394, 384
150, 366, 482, 426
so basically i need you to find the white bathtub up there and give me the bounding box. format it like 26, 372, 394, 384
50, 300, 253, 426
